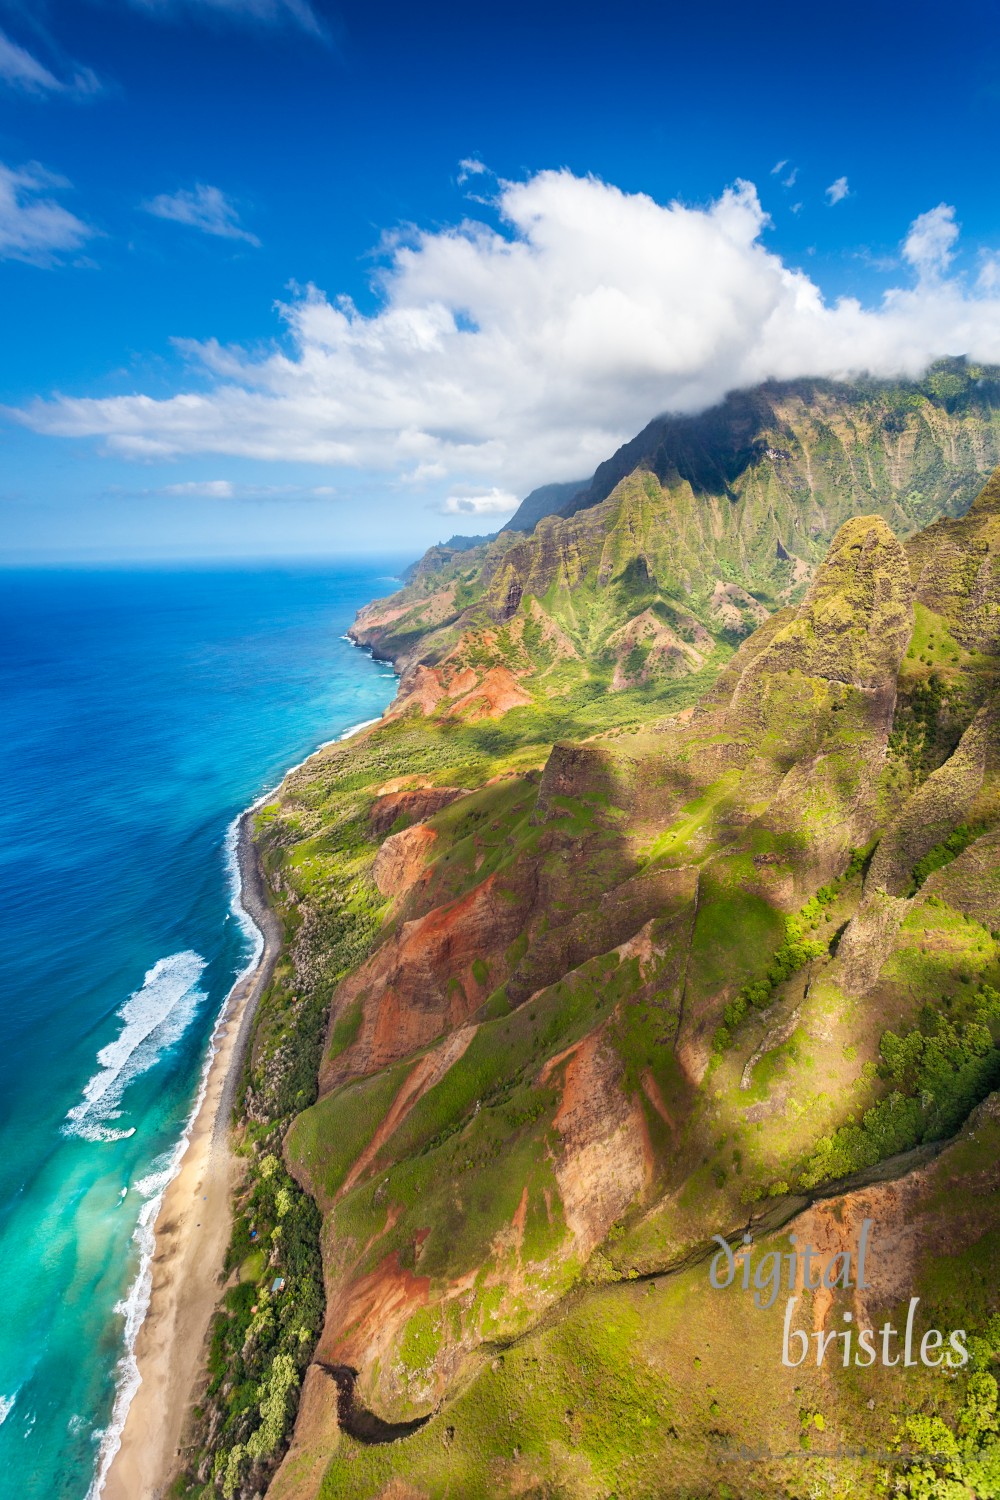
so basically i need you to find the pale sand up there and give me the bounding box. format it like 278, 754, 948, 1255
104, 815, 282, 1500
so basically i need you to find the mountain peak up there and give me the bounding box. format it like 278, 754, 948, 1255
353, 370, 1000, 709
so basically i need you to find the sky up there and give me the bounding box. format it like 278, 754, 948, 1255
1, 0, 1000, 562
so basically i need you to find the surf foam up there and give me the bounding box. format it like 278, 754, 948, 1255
65, 952, 207, 1143
88, 713, 392, 1494
87, 817, 267, 1497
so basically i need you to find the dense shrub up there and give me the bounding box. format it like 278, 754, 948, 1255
800, 985, 1000, 1189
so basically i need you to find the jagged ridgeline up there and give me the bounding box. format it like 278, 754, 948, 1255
352, 363, 1000, 706
189, 383, 1000, 1500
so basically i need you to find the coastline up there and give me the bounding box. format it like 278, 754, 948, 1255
101, 810, 282, 1500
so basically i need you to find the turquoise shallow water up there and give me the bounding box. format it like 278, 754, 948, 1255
0, 562, 403, 1497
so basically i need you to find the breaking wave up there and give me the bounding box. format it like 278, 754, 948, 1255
64, 952, 207, 1142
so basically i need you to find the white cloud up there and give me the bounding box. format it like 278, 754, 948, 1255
458, 158, 488, 184
439, 487, 518, 516
163, 479, 235, 497
977, 255, 1000, 294
782, 167, 798, 188
143, 184, 259, 245
903, 203, 958, 281
0, 161, 93, 263
160, 479, 337, 499
826, 176, 850, 205
770, 160, 788, 175
0, 29, 101, 97
13, 169, 1000, 495
124, 0, 322, 33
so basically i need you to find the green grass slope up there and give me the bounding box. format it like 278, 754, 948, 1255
177, 468, 1000, 1500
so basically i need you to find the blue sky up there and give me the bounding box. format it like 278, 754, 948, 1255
1, 0, 999, 561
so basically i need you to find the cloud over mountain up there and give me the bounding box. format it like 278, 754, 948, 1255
14, 169, 1000, 493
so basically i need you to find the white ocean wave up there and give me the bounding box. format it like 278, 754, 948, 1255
223, 814, 265, 969
87, 719, 390, 1495
131, 1149, 176, 1201
0, 1392, 16, 1426
64, 952, 206, 1142
84, 1067, 200, 1497
338, 717, 381, 740
87, 817, 269, 1498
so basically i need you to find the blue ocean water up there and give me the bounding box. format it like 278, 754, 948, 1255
0, 562, 403, 1498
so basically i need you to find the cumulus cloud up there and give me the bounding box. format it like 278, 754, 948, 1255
0, 161, 93, 263
144, 183, 260, 244
13, 169, 1000, 494
124, 0, 322, 33
439, 487, 518, 516
826, 176, 850, 205
903, 203, 959, 280
0, 29, 101, 97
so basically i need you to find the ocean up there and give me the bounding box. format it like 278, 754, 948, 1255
0, 561, 403, 1498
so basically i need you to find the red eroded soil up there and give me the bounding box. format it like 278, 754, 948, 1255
369, 786, 465, 838
549, 1028, 653, 1259
318, 1252, 430, 1371
445, 665, 532, 719
339, 1026, 477, 1197
373, 823, 438, 899
320, 873, 528, 1090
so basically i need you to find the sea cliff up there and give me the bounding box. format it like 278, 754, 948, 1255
175, 376, 1000, 1500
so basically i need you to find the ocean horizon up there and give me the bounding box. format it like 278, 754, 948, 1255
0, 561, 403, 1498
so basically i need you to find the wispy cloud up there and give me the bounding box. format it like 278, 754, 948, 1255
162, 479, 235, 497
160, 478, 337, 499
143, 184, 260, 245
826, 175, 850, 205
123, 0, 323, 35
0, 28, 101, 97
782, 167, 798, 188
0, 161, 93, 264
770, 159, 787, 175
14, 170, 1000, 495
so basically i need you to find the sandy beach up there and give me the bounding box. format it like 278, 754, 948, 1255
103, 813, 282, 1500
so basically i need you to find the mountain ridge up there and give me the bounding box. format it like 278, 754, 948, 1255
351, 363, 1000, 716
178, 375, 1000, 1500
237, 473, 998, 1500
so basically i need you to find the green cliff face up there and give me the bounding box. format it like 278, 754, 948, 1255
184, 405, 1000, 1500
352, 364, 1000, 704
